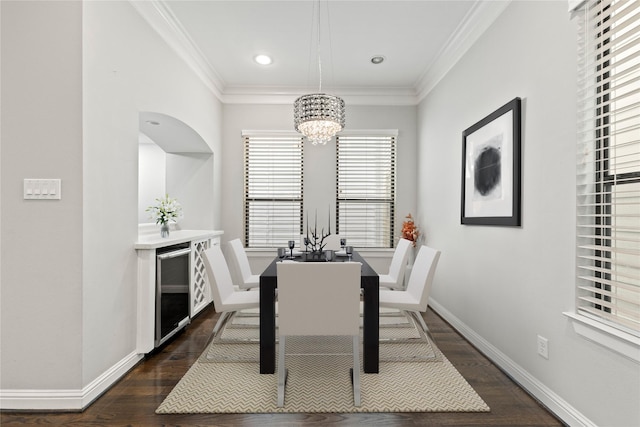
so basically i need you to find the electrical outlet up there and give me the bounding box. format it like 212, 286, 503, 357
537, 335, 549, 359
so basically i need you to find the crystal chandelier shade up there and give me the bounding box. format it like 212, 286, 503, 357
294, 93, 345, 145
293, 1, 345, 145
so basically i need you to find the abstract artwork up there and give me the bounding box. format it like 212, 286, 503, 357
461, 98, 521, 226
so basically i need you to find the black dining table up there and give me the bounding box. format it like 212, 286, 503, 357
259, 250, 380, 374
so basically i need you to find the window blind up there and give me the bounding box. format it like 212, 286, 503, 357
576, 0, 640, 334
336, 134, 396, 248
243, 134, 304, 248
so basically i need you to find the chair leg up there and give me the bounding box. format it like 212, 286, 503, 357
352, 335, 361, 407
410, 311, 429, 334
277, 335, 286, 407
212, 311, 232, 337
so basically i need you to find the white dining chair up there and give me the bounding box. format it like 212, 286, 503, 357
323, 234, 342, 251
229, 238, 260, 290
379, 245, 440, 334
379, 238, 413, 290
202, 245, 260, 337
276, 261, 362, 407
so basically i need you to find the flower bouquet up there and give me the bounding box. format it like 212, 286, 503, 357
147, 194, 183, 237
401, 213, 420, 247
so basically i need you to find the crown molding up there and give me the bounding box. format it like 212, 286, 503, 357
221, 85, 419, 106
129, 0, 226, 100
414, 0, 511, 103
568, 0, 586, 13
131, 0, 510, 106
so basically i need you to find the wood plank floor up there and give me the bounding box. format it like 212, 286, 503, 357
1, 305, 564, 426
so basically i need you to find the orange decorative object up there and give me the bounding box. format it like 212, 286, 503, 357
401, 213, 420, 247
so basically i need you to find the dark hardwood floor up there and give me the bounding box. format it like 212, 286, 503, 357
1, 305, 564, 426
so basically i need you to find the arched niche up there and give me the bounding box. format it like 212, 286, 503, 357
138, 112, 214, 230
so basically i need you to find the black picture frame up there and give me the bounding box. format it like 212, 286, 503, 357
461, 97, 521, 226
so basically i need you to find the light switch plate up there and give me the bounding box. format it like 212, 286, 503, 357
24, 179, 62, 200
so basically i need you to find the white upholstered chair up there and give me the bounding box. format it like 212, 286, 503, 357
379, 245, 440, 334
323, 234, 342, 251
276, 261, 362, 407
202, 245, 260, 337
379, 238, 413, 290
229, 238, 260, 290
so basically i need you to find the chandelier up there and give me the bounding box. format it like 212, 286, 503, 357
294, 1, 345, 145
294, 94, 345, 145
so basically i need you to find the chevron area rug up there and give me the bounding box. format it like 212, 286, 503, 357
156, 311, 490, 413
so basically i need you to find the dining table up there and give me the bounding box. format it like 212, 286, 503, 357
259, 249, 380, 374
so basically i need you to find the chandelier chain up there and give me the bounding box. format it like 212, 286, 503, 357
316, 0, 322, 93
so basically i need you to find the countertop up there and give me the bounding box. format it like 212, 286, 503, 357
134, 229, 223, 250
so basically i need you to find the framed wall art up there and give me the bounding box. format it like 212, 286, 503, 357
461, 97, 521, 226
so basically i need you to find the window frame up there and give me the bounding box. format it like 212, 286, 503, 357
242, 132, 304, 249
335, 131, 398, 249
567, 0, 640, 361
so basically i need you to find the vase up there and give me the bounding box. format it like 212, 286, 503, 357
160, 223, 170, 238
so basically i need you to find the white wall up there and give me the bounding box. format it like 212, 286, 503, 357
417, 2, 639, 426
1, 0, 84, 391
166, 152, 215, 230
82, 0, 222, 388
221, 104, 418, 246
138, 140, 167, 223
220, 104, 417, 277
138, 141, 214, 229
1, 0, 223, 409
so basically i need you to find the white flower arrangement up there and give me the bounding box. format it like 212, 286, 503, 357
147, 194, 183, 225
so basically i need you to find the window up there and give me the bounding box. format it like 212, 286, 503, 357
575, 0, 639, 335
336, 132, 397, 248
243, 133, 304, 248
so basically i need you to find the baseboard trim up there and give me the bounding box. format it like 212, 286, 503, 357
0, 351, 143, 411
429, 299, 596, 427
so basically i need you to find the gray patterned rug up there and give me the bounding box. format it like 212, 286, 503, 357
156, 311, 490, 413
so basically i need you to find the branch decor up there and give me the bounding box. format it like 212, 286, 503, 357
305, 207, 332, 252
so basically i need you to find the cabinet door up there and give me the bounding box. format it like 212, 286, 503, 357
190, 238, 212, 317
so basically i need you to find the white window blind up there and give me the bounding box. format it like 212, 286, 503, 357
243, 134, 304, 248
576, 0, 640, 334
336, 134, 396, 248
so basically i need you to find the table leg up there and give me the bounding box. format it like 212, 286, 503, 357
362, 276, 379, 373
260, 278, 276, 374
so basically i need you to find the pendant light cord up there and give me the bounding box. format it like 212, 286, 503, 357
317, 0, 322, 93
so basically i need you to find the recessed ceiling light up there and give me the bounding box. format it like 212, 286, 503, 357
254, 54, 273, 65
370, 55, 385, 65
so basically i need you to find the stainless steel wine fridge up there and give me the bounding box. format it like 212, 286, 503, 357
155, 242, 191, 347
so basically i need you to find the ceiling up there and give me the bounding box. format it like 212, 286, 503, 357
132, 1, 511, 105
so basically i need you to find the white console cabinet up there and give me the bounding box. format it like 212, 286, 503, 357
190, 237, 215, 316
134, 229, 223, 353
